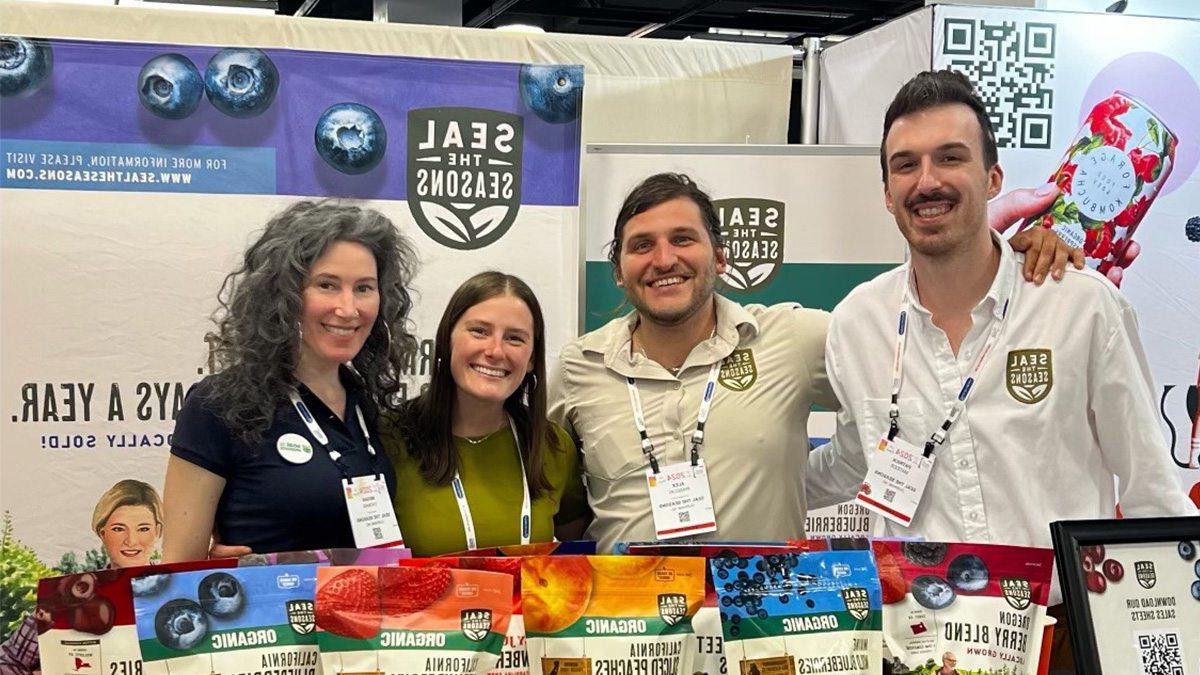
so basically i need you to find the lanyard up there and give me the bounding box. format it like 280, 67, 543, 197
626, 361, 721, 473
288, 390, 382, 481
450, 418, 531, 551
889, 288, 1009, 457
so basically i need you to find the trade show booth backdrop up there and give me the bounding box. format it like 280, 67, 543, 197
0, 0, 795, 600
581, 144, 908, 537
820, 4, 1200, 508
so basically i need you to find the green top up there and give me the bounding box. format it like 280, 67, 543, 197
384, 422, 587, 557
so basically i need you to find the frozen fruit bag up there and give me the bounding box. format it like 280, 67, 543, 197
398, 557, 529, 675
621, 542, 833, 675
316, 565, 513, 674
447, 540, 598, 557
522, 555, 705, 675
35, 560, 234, 675
712, 551, 882, 675
875, 541, 1053, 675
238, 547, 411, 567
131, 564, 319, 675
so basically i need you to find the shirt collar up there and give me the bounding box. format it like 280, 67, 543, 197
904, 228, 1015, 321
580, 294, 759, 378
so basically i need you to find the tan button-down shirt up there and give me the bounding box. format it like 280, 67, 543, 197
549, 295, 837, 551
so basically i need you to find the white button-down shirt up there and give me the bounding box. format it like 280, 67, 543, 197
809, 233, 1194, 599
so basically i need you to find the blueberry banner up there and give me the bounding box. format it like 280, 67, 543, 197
0, 28, 583, 630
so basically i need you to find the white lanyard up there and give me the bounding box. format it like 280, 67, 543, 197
450, 418, 531, 551
625, 361, 721, 473
889, 287, 1009, 457
288, 390, 380, 478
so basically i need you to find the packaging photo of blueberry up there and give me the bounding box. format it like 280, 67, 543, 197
518, 64, 583, 124
133, 564, 319, 674
0, 35, 53, 98
877, 541, 1054, 675
314, 102, 387, 175
712, 550, 882, 675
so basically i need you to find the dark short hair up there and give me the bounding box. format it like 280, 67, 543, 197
880, 69, 998, 181
605, 172, 723, 269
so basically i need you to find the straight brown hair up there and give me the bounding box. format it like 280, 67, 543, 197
399, 271, 559, 497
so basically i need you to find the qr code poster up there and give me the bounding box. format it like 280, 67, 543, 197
1082, 541, 1200, 674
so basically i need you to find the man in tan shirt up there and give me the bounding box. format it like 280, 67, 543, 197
549, 172, 1075, 551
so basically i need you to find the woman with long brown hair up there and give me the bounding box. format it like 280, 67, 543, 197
385, 271, 586, 556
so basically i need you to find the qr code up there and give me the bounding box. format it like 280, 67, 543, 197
1136, 630, 1184, 675
372, 526, 382, 540
884, 488, 897, 502
679, 512, 691, 523
940, 18, 1056, 149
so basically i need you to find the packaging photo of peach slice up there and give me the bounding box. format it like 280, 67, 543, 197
132, 564, 320, 675
522, 556, 705, 675
315, 565, 514, 674
35, 560, 235, 675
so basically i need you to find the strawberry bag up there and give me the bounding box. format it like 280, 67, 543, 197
315, 565, 513, 674
36, 560, 234, 675
875, 541, 1054, 675
131, 563, 320, 675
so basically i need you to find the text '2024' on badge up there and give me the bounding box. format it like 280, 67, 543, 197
407, 107, 523, 250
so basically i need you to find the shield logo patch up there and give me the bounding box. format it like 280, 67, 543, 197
460, 608, 493, 642
841, 587, 870, 622
715, 198, 785, 293
1000, 578, 1032, 610
1135, 561, 1156, 589
657, 593, 688, 626
719, 349, 758, 391
1006, 348, 1053, 404
407, 107, 523, 250
286, 599, 315, 635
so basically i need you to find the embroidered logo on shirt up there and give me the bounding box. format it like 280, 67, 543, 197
715, 198, 785, 292
1005, 349, 1053, 404
719, 349, 758, 391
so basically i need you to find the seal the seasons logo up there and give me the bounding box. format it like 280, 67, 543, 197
715, 198, 785, 292
408, 107, 523, 250
286, 599, 315, 635
461, 609, 493, 642
657, 593, 688, 626
719, 349, 757, 391
1006, 349, 1053, 404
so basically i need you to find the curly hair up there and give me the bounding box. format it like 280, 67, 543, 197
205, 199, 418, 445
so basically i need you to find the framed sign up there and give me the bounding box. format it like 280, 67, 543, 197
1051, 516, 1200, 675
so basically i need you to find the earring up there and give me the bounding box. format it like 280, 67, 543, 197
296, 321, 303, 341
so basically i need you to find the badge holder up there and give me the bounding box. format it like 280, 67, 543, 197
854, 435, 935, 527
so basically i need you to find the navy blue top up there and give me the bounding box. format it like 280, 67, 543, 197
170, 370, 396, 553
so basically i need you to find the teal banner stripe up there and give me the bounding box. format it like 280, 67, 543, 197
583, 261, 898, 332
319, 630, 504, 655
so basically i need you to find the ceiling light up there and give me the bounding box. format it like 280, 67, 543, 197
496, 23, 546, 33
747, 6, 852, 20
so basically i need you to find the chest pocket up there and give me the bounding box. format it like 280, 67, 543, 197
859, 397, 926, 452
580, 422, 651, 483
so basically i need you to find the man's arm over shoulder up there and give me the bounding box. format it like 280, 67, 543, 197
1089, 291, 1195, 516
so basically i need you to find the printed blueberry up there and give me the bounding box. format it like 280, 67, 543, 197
1192, 580, 1200, 601
910, 575, 957, 610
204, 48, 278, 118
946, 554, 990, 592
314, 103, 387, 175
1, 36, 53, 98
137, 54, 203, 120
155, 599, 208, 650
198, 572, 245, 618
519, 64, 582, 124
131, 574, 170, 597
902, 542, 948, 567
1180, 541, 1196, 561
1186, 217, 1200, 243
1195, 559, 1199, 579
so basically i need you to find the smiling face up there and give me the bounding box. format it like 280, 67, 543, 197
298, 241, 380, 371
883, 103, 1003, 259
616, 197, 727, 327
99, 504, 161, 568
449, 293, 535, 413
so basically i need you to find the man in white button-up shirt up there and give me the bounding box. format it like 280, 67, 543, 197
808, 69, 1194, 665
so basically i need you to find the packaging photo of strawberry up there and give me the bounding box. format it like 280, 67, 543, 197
315, 565, 513, 675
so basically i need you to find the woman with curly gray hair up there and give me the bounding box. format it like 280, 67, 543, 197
162, 200, 417, 561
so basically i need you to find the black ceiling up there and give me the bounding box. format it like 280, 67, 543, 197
277, 0, 924, 45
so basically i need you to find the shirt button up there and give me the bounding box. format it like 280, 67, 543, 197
970, 512, 981, 521
673, 382, 682, 390
959, 459, 969, 468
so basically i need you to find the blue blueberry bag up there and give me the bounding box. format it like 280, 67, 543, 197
712, 551, 882, 675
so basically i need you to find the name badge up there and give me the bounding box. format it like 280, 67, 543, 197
854, 436, 935, 527
342, 475, 405, 549
646, 459, 718, 540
